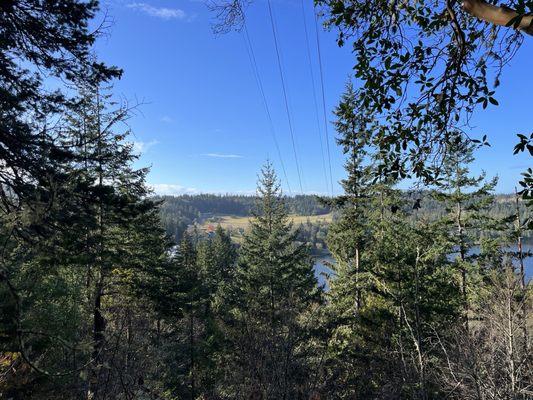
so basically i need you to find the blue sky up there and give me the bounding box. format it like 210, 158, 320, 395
94, 0, 532, 195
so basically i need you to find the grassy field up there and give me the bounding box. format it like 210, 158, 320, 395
202, 213, 333, 231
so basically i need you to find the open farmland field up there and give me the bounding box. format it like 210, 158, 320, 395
202, 213, 333, 231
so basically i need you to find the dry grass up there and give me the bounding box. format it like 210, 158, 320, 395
202, 213, 333, 231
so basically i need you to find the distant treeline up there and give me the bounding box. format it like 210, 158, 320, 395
157, 194, 330, 242
157, 192, 529, 244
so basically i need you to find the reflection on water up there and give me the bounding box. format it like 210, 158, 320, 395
313, 255, 334, 289
314, 244, 533, 289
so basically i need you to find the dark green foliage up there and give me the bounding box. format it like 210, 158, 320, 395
0, 2, 127, 391
513, 132, 533, 228
137, 227, 239, 399
314, 0, 531, 183
319, 83, 462, 399
158, 194, 331, 242
197, 225, 237, 298
216, 162, 322, 399
159, 190, 530, 246
0, 0, 120, 227
1, 1, 531, 399
431, 139, 501, 318
209, 0, 531, 185
296, 219, 329, 254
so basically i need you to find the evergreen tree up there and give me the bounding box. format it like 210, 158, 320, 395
327, 82, 374, 313
433, 139, 499, 321
65, 80, 166, 399
1, 3, 122, 392
0, 79, 171, 399
197, 225, 237, 301
0, 0, 120, 208
322, 84, 462, 399
219, 162, 321, 399
194, 226, 238, 397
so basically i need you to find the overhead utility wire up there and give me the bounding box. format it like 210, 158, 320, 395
300, 0, 330, 194
266, 0, 304, 194
313, 7, 334, 196
242, 22, 292, 195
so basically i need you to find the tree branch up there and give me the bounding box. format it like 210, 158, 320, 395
462, 0, 533, 35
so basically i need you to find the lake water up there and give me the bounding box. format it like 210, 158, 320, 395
313, 244, 533, 288
313, 255, 334, 287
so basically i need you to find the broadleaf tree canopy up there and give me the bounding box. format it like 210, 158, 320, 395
209, 0, 532, 188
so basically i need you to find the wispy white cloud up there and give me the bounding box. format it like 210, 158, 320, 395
132, 139, 159, 154
510, 163, 530, 170
160, 115, 173, 123
127, 3, 187, 20
201, 153, 243, 159
149, 183, 199, 196
222, 189, 256, 195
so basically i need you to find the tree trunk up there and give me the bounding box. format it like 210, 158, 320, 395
355, 248, 361, 312
514, 188, 528, 355
189, 308, 195, 400
87, 281, 105, 400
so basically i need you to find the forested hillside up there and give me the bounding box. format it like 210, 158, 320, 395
1, 1, 531, 400
158, 194, 331, 243
158, 192, 530, 246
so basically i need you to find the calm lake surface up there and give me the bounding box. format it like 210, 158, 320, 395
314, 244, 533, 288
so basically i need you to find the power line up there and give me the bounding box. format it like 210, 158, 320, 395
266, 0, 304, 194
242, 22, 292, 195
300, 0, 330, 195
313, 7, 334, 196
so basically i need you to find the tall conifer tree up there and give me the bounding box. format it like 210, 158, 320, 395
220, 162, 320, 399
433, 139, 498, 321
